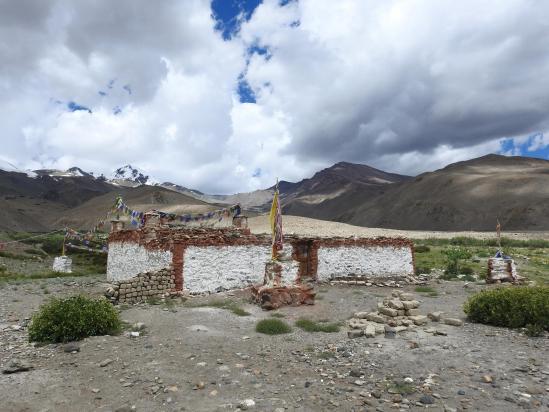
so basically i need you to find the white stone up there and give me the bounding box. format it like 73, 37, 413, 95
316, 245, 414, 281
52, 256, 72, 273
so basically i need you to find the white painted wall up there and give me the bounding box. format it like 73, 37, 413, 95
107, 242, 173, 282
316, 246, 414, 281
183, 245, 294, 293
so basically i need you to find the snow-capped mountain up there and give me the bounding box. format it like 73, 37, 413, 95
33, 167, 94, 178
111, 164, 157, 186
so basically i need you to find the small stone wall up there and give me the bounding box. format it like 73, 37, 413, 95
106, 268, 175, 303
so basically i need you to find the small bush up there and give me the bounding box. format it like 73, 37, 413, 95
443, 247, 472, 276
463, 287, 549, 331
270, 312, 285, 318
414, 245, 430, 253
295, 318, 340, 333
256, 318, 292, 335
28, 295, 121, 343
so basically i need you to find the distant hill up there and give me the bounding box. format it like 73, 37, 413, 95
279, 162, 411, 220
340, 154, 549, 231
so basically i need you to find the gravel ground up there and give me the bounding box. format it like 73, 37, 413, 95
248, 215, 549, 240
1, 276, 547, 412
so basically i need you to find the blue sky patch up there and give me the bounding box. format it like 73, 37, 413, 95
67, 101, 92, 113
211, 0, 262, 40
252, 167, 262, 177
500, 132, 548, 159
237, 73, 256, 103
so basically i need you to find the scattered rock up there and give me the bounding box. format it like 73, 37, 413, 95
238, 398, 255, 410
428, 312, 443, 322
193, 381, 205, 390
482, 375, 493, 383
364, 324, 376, 338
99, 359, 113, 367
443, 318, 463, 327
349, 369, 363, 377
2, 358, 32, 374
419, 394, 435, 405
409, 315, 428, 326
348, 330, 364, 339
63, 342, 80, 353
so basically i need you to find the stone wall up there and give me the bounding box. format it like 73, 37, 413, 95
106, 268, 175, 303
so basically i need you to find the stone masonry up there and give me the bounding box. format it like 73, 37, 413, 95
105, 268, 175, 304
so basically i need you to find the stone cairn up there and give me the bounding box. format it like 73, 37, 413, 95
347, 290, 463, 338
105, 268, 175, 304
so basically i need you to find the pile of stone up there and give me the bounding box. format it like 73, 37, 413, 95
105, 268, 175, 304
347, 290, 463, 338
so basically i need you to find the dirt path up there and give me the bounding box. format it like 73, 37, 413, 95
0, 276, 547, 412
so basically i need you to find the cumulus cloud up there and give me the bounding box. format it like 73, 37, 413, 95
0, 0, 548, 193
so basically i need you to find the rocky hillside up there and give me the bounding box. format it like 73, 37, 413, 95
280, 162, 411, 221
340, 154, 549, 231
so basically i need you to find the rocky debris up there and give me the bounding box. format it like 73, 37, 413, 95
99, 358, 113, 367
238, 398, 255, 410
2, 358, 33, 374
428, 311, 443, 322
252, 284, 315, 310
443, 318, 464, 327
347, 290, 432, 338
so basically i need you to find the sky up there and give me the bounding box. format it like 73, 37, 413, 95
0, 0, 548, 194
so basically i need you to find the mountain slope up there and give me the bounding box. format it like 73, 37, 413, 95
280, 162, 411, 220
341, 154, 549, 230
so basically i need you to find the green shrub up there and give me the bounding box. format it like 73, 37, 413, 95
256, 318, 292, 335
414, 245, 430, 253
295, 318, 340, 333
463, 287, 549, 331
460, 266, 474, 275
443, 247, 472, 276
28, 295, 121, 343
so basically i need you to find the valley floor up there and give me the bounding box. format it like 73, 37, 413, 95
248, 215, 549, 240
1, 276, 548, 412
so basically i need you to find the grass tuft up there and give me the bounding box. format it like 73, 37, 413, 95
256, 318, 292, 335
295, 318, 340, 333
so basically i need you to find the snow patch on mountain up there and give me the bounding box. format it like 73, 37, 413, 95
111, 165, 158, 186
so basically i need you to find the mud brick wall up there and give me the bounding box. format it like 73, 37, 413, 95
110, 268, 175, 303
107, 227, 415, 295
